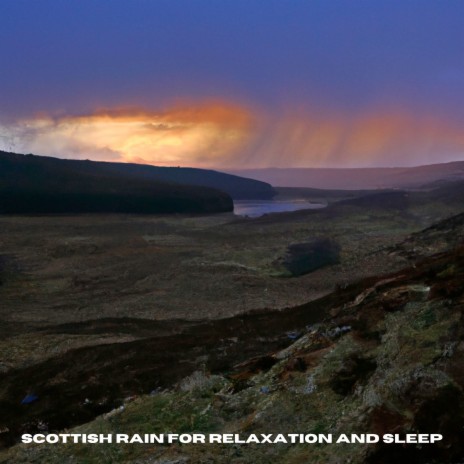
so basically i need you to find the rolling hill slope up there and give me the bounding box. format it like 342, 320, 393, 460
0, 151, 234, 214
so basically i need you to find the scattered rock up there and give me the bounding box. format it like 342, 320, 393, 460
20, 394, 38, 405
274, 238, 341, 276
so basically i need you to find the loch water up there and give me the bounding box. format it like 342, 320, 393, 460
233, 199, 326, 218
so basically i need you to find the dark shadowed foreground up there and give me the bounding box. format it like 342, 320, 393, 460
2, 181, 464, 462
2, 212, 464, 462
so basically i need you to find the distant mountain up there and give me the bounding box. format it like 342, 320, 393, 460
227, 162, 464, 189
0, 151, 234, 214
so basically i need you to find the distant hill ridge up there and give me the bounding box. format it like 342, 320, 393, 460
228, 162, 464, 189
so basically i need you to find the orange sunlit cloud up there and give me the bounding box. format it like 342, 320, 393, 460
0, 102, 256, 167
1, 102, 464, 168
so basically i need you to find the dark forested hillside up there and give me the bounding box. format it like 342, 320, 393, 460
102, 162, 276, 200
0, 151, 275, 200
0, 151, 234, 214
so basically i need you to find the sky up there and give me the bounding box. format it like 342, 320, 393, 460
1, 0, 464, 168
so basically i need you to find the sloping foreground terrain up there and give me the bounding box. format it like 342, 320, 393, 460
2, 213, 464, 463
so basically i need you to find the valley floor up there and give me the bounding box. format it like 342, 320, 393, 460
1, 188, 464, 462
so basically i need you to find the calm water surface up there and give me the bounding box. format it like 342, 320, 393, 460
233, 199, 326, 218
